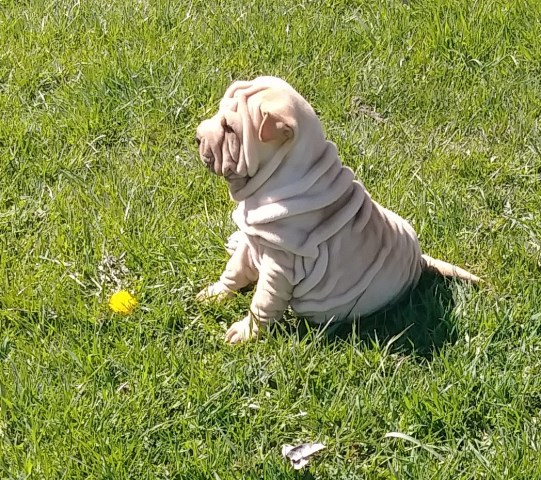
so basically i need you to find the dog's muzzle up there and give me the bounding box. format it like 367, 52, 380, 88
195, 117, 225, 175
195, 111, 249, 184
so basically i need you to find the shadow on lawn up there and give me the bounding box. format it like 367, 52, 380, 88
292, 271, 462, 359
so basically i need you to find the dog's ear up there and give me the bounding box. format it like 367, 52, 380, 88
258, 93, 295, 143
258, 111, 293, 143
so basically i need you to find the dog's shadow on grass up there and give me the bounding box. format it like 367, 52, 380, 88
289, 271, 463, 359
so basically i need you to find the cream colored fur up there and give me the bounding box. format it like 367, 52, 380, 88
195, 76, 480, 344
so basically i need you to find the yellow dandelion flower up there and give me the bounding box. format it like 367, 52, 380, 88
108, 290, 138, 315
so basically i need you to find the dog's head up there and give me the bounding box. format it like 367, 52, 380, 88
195, 77, 322, 194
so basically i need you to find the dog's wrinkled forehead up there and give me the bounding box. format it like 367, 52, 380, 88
219, 96, 239, 112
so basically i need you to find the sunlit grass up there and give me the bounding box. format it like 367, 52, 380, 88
0, 0, 540, 478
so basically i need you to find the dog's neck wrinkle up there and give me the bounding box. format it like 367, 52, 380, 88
231, 141, 368, 257
226, 176, 249, 194
242, 142, 354, 223
228, 138, 295, 202
228, 126, 327, 201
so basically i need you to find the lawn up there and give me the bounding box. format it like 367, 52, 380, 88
1, 0, 540, 478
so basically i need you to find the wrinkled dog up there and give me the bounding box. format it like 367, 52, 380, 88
195, 76, 479, 344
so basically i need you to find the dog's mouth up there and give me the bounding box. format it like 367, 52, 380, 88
199, 149, 242, 181
196, 139, 240, 178
200, 152, 221, 176
202, 155, 214, 170
195, 135, 218, 173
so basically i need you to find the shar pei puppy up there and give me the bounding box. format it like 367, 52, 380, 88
195, 76, 479, 344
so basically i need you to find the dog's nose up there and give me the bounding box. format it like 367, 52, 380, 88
195, 135, 201, 146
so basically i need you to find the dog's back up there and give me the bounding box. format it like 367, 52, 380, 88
289, 180, 423, 319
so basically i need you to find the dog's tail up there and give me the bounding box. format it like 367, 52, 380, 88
421, 254, 481, 283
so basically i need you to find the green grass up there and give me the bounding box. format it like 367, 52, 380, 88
1, 0, 540, 478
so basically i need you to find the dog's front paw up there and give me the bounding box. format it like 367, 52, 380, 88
224, 230, 246, 256
196, 282, 234, 303
225, 316, 259, 344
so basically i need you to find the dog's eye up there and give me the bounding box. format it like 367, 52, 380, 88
195, 136, 201, 146
223, 123, 234, 134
